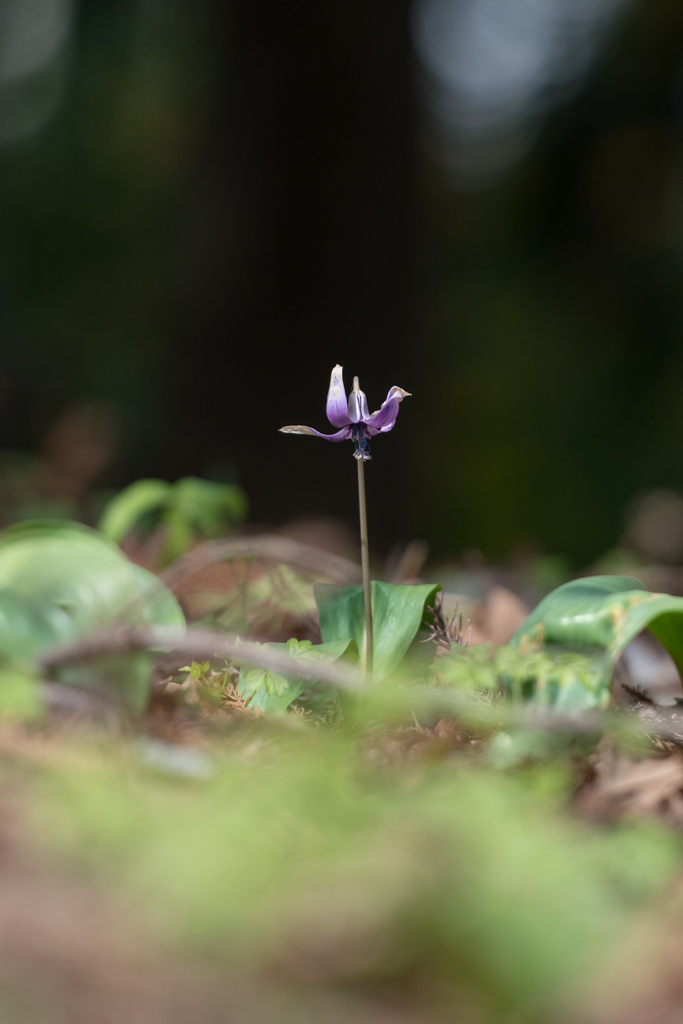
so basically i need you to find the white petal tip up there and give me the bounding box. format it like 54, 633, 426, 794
279, 425, 313, 435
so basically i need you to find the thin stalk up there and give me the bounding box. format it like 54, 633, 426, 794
356, 458, 374, 680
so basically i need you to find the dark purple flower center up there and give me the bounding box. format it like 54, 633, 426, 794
352, 424, 372, 462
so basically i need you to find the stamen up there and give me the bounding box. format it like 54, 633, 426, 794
351, 424, 372, 462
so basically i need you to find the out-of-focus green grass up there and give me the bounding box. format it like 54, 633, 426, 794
19, 720, 681, 1021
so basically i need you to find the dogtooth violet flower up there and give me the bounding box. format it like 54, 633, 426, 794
279, 366, 411, 461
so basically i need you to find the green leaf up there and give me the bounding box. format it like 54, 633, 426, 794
99, 476, 248, 565
438, 644, 500, 692
172, 477, 248, 536
0, 520, 185, 709
129, 564, 186, 634
99, 479, 172, 543
238, 639, 357, 714
314, 581, 440, 678
510, 575, 683, 707
0, 520, 184, 645
180, 661, 211, 681
436, 644, 600, 711
494, 645, 603, 710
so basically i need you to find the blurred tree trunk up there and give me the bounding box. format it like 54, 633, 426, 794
170, 0, 415, 540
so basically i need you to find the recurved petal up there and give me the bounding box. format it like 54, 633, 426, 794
326, 365, 350, 427
364, 386, 411, 437
279, 424, 353, 441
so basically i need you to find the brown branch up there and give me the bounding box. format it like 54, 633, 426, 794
35, 626, 683, 747
38, 626, 364, 692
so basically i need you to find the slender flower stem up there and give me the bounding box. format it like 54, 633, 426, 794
356, 458, 374, 680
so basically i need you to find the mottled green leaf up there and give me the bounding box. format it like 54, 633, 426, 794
315, 581, 440, 678
511, 575, 683, 707
437, 643, 600, 710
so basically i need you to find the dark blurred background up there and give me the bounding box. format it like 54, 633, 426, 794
1, 0, 683, 568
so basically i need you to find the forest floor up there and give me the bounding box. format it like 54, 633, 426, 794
2, 525, 683, 1024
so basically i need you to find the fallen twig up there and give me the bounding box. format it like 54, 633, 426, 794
39, 626, 364, 692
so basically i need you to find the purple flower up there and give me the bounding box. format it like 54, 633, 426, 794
280, 365, 411, 461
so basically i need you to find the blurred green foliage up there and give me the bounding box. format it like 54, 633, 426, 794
0, 519, 183, 709
99, 475, 248, 565
28, 726, 681, 1022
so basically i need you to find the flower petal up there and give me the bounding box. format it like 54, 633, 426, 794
279, 425, 353, 442
326, 365, 350, 427
364, 387, 411, 436
348, 377, 371, 424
